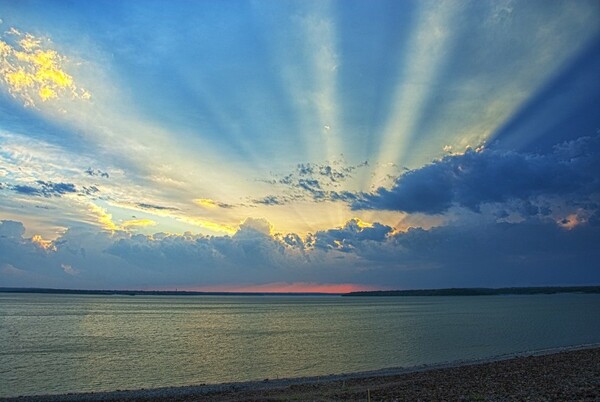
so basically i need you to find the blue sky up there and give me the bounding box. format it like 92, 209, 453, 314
0, 0, 599, 291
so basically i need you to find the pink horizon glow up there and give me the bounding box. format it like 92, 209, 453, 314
181, 282, 378, 294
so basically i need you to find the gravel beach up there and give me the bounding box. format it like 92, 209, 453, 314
5, 346, 599, 402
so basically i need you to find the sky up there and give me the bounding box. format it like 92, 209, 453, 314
0, 0, 599, 292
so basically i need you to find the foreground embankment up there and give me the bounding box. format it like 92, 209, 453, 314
5, 346, 599, 402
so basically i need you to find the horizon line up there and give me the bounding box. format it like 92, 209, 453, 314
2, 285, 599, 297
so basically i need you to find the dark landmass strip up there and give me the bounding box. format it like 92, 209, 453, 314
344, 285, 600, 296
0, 287, 338, 297
4, 346, 599, 401
2, 285, 600, 297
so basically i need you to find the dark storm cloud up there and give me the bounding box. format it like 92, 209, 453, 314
352, 135, 600, 214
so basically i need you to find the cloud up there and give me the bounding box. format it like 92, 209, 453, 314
179, 217, 236, 235
88, 203, 119, 231
308, 217, 600, 288
193, 198, 232, 209
106, 219, 303, 284
256, 159, 368, 205
31, 234, 56, 251
296, 161, 368, 183
81, 185, 100, 196
380, 218, 600, 287
11, 184, 41, 196
10, 180, 77, 197
0, 131, 111, 202
0, 220, 26, 239
0, 28, 90, 107
0, 221, 139, 288
253, 135, 599, 217
37, 180, 77, 195
311, 218, 392, 253
252, 195, 286, 206
122, 219, 157, 228
1, 215, 600, 290
236, 217, 273, 237
352, 134, 600, 215
61, 263, 79, 275
87, 204, 160, 232
85, 167, 109, 178
136, 203, 179, 211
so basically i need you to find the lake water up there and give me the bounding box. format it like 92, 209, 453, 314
1, 293, 599, 397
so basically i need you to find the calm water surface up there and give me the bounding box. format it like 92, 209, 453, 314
1, 293, 599, 397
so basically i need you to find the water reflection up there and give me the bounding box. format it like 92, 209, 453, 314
1, 294, 599, 397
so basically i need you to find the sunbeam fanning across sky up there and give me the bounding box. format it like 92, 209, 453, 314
373, 0, 458, 186
1, 0, 599, 291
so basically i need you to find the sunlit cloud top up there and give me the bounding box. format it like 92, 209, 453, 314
0, 28, 89, 107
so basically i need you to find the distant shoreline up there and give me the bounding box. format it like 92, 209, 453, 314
4, 344, 599, 401
344, 285, 600, 296
0, 287, 340, 296
1, 285, 599, 297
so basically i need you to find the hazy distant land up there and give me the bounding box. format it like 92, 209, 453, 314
1, 285, 599, 297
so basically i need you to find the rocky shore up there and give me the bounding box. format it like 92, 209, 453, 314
5, 346, 599, 402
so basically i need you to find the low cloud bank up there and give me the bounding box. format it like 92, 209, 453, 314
1, 211, 599, 290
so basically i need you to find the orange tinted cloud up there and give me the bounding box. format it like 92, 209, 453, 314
31, 234, 56, 251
